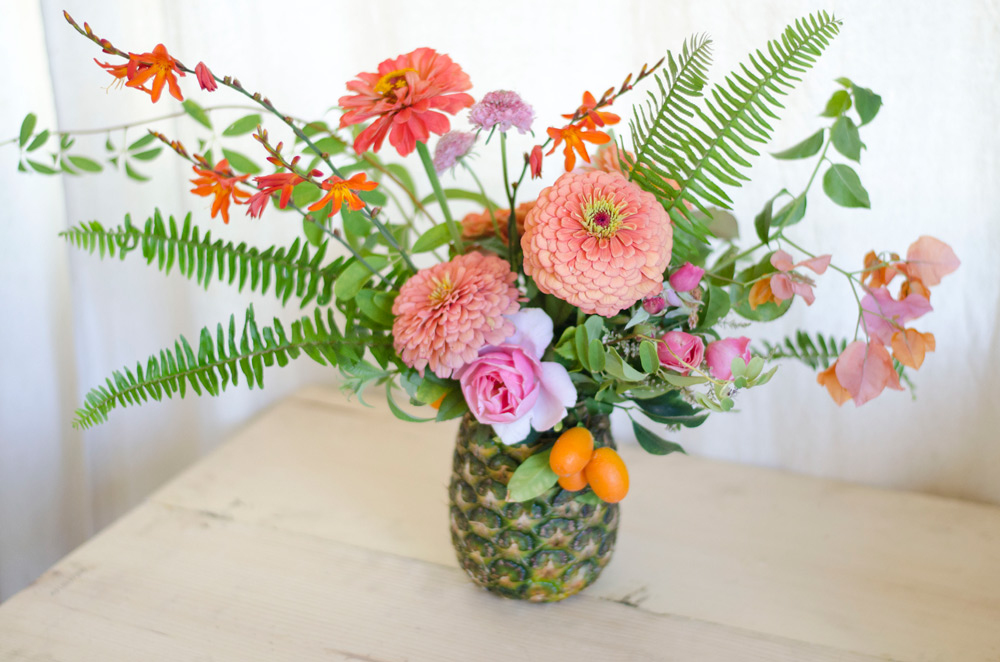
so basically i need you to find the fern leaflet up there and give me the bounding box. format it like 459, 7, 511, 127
758, 331, 848, 370
72, 304, 392, 429
59, 210, 344, 308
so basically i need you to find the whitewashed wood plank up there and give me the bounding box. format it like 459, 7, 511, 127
148, 388, 1000, 661
0, 503, 882, 662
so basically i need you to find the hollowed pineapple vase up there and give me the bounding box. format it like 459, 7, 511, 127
448, 411, 619, 602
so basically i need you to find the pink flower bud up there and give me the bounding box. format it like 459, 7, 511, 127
528, 145, 543, 179
668, 262, 705, 292
657, 331, 705, 376
195, 62, 217, 92
642, 295, 666, 315
705, 337, 752, 380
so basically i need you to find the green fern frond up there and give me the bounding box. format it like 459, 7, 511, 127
758, 331, 848, 370
59, 210, 344, 308
629, 12, 841, 257
72, 304, 391, 429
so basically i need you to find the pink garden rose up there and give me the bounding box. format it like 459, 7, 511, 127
705, 336, 752, 380
668, 262, 705, 292
455, 309, 576, 445
657, 331, 705, 376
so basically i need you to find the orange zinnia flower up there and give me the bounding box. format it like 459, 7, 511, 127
546, 124, 611, 172
126, 44, 185, 103
307, 173, 378, 219
190, 159, 251, 224
339, 48, 474, 157
562, 91, 620, 130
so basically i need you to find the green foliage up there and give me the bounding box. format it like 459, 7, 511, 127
771, 129, 824, 160
632, 420, 687, 456
72, 304, 382, 429
59, 210, 343, 308
182, 100, 212, 129
823, 163, 870, 208
507, 448, 559, 502
758, 331, 848, 370
629, 13, 841, 263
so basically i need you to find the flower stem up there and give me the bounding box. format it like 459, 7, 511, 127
415, 141, 463, 255
462, 161, 498, 236
500, 133, 520, 271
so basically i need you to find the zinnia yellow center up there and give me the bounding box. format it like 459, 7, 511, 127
374, 67, 416, 96
580, 193, 630, 239
428, 274, 454, 305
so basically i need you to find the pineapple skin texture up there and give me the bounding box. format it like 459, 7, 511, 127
449, 412, 620, 602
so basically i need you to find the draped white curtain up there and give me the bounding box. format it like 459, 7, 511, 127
1, 0, 997, 600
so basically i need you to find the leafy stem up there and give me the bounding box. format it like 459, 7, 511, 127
415, 140, 463, 255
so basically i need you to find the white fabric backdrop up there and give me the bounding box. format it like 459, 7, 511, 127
1, 0, 997, 600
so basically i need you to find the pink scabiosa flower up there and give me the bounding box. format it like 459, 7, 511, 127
392, 252, 520, 378
705, 337, 752, 380
657, 331, 705, 376
456, 309, 576, 445
195, 62, 217, 91
339, 48, 474, 157
521, 170, 673, 317
433, 131, 476, 173
469, 90, 535, 134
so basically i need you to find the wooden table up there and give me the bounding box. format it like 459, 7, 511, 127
1, 386, 998, 661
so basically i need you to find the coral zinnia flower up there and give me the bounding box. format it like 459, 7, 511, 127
461, 201, 535, 245
392, 252, 521, 378
521, 171, 673, 317
307, 173, 378, 219
189, 159, 251, 224
126, 44, 185, 103
339, 48, 474, 157
546, 124, 611, 172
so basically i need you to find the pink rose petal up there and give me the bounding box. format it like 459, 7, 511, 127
705, 337, 751, 380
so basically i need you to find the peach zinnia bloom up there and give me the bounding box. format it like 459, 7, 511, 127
521, 171, 673, 317
461, 201, 535, 245
189, 159, 251, 224
339, 48, 474, 157
392, 252, 521, 378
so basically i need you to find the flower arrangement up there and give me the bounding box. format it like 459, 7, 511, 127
10, 12, 959, 591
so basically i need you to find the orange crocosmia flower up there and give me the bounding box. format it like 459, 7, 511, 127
189, 159, 251, 224
748, 277, 778, 310
546, 124, 611, 172
891, 329, 936, 370
94, 58, 137, 91
816, 361, 852, 406
307, 173, 378, 218
126, 44, 185, 103
562, 91, 620, 130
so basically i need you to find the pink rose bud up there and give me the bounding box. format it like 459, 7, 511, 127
705, 337, 752, 380
657, 331, 705, 376
642, 295, 666, 315
669, 262, 705, 292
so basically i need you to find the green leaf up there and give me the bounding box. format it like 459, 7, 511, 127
435, 387, 468, 421
334, 255, 388, 302
697, 284, 731, 330
222, 114, 262, 137
292, 182, 322, 208
771, 129, 825, 160
221, 148, 261, 174
302, 218, 324, 247
27, 159, 57, 175
662, 373, 708, 387
414, 377, 449, 405
639, 341, 659, 373
130, 147, 163, 161
412, 224, 452, 253
419, 188, 499, 209
507, 449, 559, 502
835, 77, 854, 88
636, 391, 708, 428
358, 187, 387, 207
385, 383, 435, 422
574, 491, 603, 506
341, 209, 371, 240
700, 208, 739, 240
823, 164, 870, 208
604, 347, 646, 382
26, 129, 49, 152
124, 162, 150, 181
821, 89, 852, 117
753, 190, 789, 244
355, 289, 395, 328
182, 100, 212, 129
772, 195, 807, 229
68, 155, 102, 173
852, 85, 882, 125
385, 163, 416, 197
311, 136, 347, 156
632, 421, 686, 456
831, 116, 862, 162
19, 113, 37, 148
588, 338, 606, 373
128, 133, 157, 151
